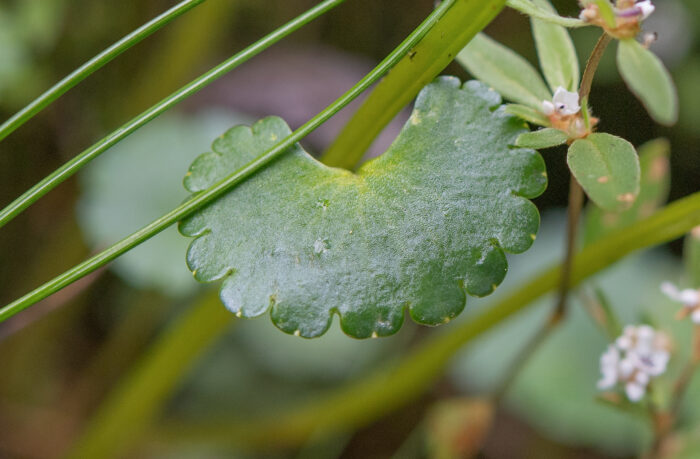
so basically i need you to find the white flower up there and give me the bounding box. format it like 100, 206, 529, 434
661, 282, 700, 323
542, 87, 580, 117
616, 0, 655, 20
636, 0, 655, 20
597, 324, 670, 402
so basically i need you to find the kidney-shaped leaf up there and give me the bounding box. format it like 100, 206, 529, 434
568, 133, 640, 212
179, 77, 547, 339
617, 39, 679, 126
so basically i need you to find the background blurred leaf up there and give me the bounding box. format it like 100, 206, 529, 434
77, 109, 249, 298
425, 398, 494, 459
617, 39, 679, 126
180, 78, 546, 338
457, 33, 551, 109
584, 138, 671, 245
567, 133, 641, 212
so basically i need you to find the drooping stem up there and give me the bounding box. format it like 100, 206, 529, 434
0, 0, 346, 230
0, 0, 207, 143
579, 32, 613, 100
0, 0, 459, 324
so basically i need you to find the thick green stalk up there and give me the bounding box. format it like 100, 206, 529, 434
152, 192, 700, 450
0, 0, 459, 324
0, 0, 207, 142
66, 292, 232, 459
320, 0, 506, 169
0, 0, 344, 229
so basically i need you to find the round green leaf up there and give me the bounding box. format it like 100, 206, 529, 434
515, 127, 568, 149
567, 133, 641, 212
457, 33, 551, 110
617, 39, 679, 126
179, 78, 547, 338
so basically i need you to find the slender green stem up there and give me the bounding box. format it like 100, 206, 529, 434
0, 0, 345, 229
0, 0, 207, 143
151, 192, 700, 450
0, 0, 459, 324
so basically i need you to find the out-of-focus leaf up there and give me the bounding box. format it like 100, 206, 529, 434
505, 104, 551, 127
617, 39, 679, 126
685, 227, 700, 288
515, 127, 568, 149
567, 133, 641, 212
457, 33, 551, 110
425, 398, 494, 459
583, 138, 671, 245
531, 0, 580, 92
179, 78, 547, 338
77, 109, 249, 298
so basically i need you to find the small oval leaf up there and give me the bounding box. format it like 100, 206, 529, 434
583, 138, 671, 245
505, 103, 551, 127
567, 133, 641, 212
457, 33, 551, 110
617, 39, 679, 126
531, 0, 580, 92
516, 127, 568, 149
179, 78, 547, 339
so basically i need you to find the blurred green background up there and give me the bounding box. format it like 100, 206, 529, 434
0, 0, 698, 457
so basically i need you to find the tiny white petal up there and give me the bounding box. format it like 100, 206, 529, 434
626, 382, 646, 402
692, 308, 700, 324
634, 371, 650, 386
661, 282, 699, 305
552, 87, 581, 116
616, 336, 633, 350
637, 0, 655, 20
542, 100, 555, 116
619, 358, 635, 378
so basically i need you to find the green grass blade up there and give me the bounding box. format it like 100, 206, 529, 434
0, 0, 345, 230
0, 0, 206, 143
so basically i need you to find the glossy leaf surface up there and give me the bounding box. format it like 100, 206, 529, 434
457, 33, 551, 110
583, 139, 670, 245
567, 133, 640, 212
179, 78, 547, 338
617, 39, 679, 126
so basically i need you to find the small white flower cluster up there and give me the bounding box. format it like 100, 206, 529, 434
661, 282, 700, 323
579, 0, 655, 23
598, 325, 670, 402
542, 87, 581, 117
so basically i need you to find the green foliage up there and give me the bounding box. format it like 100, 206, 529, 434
505, 104, 550, 127
567, 133, 640, 212
530, 0, 580, 92
77, 110, 248, 297
617, 39, 679, 126
457, 33, 551, 109
179, 78, 546, 338
594, 0, 617, 29
516, 127, 568, 149
584, 138, 671, 245
685, 228, 700, 288
506, 0, 587, 28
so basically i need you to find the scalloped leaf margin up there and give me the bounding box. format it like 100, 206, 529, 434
178, 77, 547, 339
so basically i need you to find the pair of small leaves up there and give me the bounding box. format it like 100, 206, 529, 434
179, 78, 546, 339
